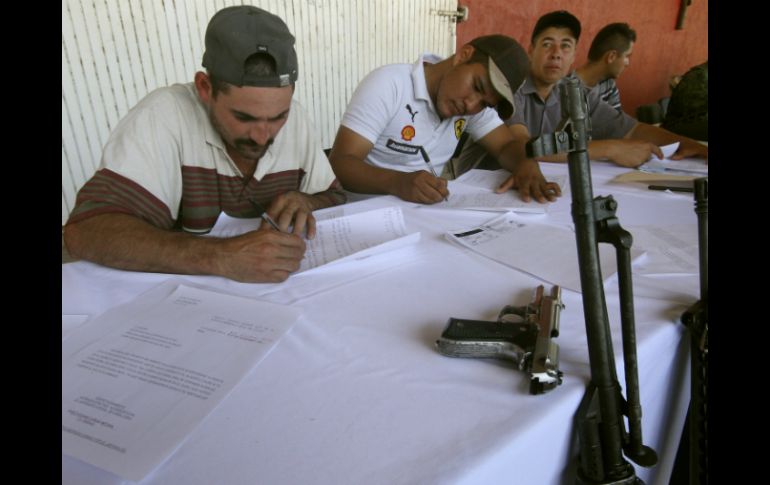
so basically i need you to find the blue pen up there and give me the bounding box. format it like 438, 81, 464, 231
419, 146, 448, 202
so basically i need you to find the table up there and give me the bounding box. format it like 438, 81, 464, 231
62, 161, 699, 485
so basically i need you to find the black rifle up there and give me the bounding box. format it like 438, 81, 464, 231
526, 78, 657, 484
680, 178, 708, 484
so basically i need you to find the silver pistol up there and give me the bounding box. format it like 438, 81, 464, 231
436, 285, 564, 394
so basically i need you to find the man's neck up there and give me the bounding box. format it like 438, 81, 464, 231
227, 147, 259, 181
423, 57, 453, 110
575, 63, 606, 88
532, 76, 558, 102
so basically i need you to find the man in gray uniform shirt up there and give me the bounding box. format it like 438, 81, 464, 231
462, 11, 707, 183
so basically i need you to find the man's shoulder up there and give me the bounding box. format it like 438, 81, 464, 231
360, 62, 412, 89
131, 83, 199, 116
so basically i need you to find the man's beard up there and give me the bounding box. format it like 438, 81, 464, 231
232, 137, 272, 160
209, 109, 273, 161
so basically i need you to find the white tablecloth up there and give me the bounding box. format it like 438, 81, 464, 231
62, 161, 700, 485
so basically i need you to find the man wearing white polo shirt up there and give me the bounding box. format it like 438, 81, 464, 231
329, 35, 561, 205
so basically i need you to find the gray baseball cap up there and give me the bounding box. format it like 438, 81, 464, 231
469, 35, 529, 120
202, 6, 298, 87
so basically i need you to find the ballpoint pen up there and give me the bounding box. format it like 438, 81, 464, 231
248, 199, 284, 232
418, 146, 449, 202
647, 185, 694, 193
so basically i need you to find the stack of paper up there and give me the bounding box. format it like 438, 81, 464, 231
207, 206, 420, 273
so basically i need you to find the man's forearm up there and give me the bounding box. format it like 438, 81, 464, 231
627, 122, 691, 146
63, 213, 224, 276
306, 187, 347, 209
330, 155, 407, 196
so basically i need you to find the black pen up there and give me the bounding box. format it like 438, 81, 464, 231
418, 146, 448, 201
647, 185, 694, 193
248, 199, 284, 232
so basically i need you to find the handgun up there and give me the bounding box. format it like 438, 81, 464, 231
436, 285, 564, 394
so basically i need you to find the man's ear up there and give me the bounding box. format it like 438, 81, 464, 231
453, 44, 475, 65
605, 50, 618, 64
194, 71, 214, 104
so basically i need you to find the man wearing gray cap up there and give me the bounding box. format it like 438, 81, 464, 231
328, 35, 561, 204
64, 6, 345, 283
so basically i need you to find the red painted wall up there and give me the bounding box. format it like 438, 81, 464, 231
456, 0, 708, 118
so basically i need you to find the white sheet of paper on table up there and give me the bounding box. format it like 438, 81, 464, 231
205, 207, 420, 273
62, 280, 301, 481
428, 173, 567, 213
638, 142, 707, 176
627, 224, 699, 274
446, 211, 644, 292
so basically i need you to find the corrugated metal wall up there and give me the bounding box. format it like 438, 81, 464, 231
62, 0, 458, 224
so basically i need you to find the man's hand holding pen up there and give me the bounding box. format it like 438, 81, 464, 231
419, 146, 449, 203
250, 191, 321, 239
392, 170, 449, 204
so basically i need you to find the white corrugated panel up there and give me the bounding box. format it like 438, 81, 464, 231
61, 0, 458, 224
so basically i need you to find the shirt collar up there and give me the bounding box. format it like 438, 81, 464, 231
412, 53, 443, 112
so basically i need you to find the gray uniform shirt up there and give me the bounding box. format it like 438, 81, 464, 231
506, 74, 636, 140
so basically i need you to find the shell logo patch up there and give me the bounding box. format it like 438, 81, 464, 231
454, 118, 466, 139
401, 125, 416, 141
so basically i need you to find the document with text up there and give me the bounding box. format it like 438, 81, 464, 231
207, 206, 419, 273
627, 224, 699, 274
638, 142, 708, 176
446, 212, 643, 292
62, 280, 301, 481
436, 171, 567, 213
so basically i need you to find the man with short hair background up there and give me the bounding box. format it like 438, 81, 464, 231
574, 22, 637, 112
63, 5, 345, 283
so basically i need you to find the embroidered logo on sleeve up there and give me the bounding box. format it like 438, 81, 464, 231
401, 125, 416, 141
454, 118, 466, 139
386, 138, 420, 154
406, 104, 419, 122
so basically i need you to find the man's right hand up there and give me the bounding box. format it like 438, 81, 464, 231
215, 225, 306, 283
604, 139, 664, 168
392, 170, 449, 204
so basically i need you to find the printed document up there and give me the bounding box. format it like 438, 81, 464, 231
627, 225, 699, 274
446, 212, 642, 292
207, 207, 419, 273
437, 170, 566, 213
62, 280, 301, 481
638, 142, 708, 176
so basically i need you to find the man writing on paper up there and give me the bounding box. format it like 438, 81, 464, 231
64, 6, 345, 283
461, 11, 707, 183
328, 35, 561, 205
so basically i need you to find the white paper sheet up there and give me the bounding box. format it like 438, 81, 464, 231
426, 174, 566, 213
454, 169, 567, 192
62, 280, 301, 481
300, 206, 415, 271
205, 207, 419, 274
445, 212, 643, 292
628, 225, 699, 274
638, 142, 708, 176
62, 314, 90, 341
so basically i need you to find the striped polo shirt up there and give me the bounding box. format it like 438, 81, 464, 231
68, 83, 343, 233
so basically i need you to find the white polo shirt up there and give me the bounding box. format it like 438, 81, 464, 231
340, 53, 503, 173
